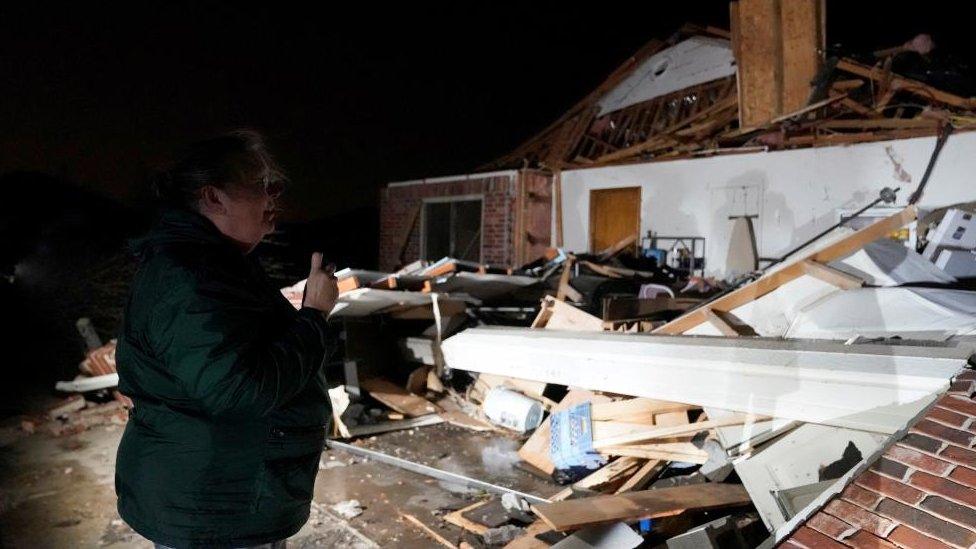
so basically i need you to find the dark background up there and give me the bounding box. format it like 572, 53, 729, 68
2, 1, 975, 413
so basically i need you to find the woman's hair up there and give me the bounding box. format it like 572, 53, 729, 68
151, 129, 287, 209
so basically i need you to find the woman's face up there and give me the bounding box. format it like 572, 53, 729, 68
203, 180, 283, 253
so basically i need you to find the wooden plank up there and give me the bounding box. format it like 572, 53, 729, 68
653, 206, 916, 334
703, 308, 746, 337
533, 483, 751, 531
615, 460, 665, 493
800, 259, 863, 289
592, 415, 755, 448
360, 378, 440, 417
600, 446, 709, 464
598, 233, 638, 260
502, 520, 553, 549
780, 0, 823, 113
818, 118, 940, 130
444, 500, 491, 536
549, 456, 645, 501
535, 295, 604, 332
591, 399, 695, 422
337, 275, 361, 294
555, 257, 576, 302
439, 410, 496, 432
400, 512, 458, 548
735, 0, 782, 126
836, 58, 976, 109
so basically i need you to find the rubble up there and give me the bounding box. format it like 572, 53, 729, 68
290, 187, 976, 547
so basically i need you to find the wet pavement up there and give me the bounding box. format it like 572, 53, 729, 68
0, 417, 561, 548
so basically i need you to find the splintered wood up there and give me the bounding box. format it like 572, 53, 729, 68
360, 377, 440, 417
477, 22, 972, 171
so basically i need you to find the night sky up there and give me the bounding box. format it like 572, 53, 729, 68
2, 1, 975, 222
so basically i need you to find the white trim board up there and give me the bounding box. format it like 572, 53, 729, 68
441, 328, 970, 434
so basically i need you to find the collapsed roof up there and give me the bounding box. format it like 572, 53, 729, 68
480, 24, 976, 172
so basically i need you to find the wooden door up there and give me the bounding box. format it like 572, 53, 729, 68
589, 187, 641, 253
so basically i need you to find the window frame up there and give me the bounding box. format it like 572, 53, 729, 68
419, 194, 485, 262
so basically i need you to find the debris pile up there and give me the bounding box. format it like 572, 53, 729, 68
310, 203, 976, 547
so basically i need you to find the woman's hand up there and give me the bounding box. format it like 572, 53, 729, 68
302, 252, 339, 314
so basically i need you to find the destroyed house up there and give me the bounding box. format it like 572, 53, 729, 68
380, 11, 976, 277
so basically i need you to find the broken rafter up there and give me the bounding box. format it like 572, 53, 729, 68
836, 58, 976, 110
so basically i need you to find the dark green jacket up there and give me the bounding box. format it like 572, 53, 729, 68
115, 208, 335, 548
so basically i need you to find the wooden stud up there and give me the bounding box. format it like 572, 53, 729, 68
703, 308, 747, 337
800, 259, 864, 289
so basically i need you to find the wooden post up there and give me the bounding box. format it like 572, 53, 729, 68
732, 0, 825, 127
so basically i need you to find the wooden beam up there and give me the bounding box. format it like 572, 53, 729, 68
555, 256, 576, 302
703, 308, 748, 337
337, 276, 361, 294
592, 415, 756, 449
400, 512, 457, 548
653, 206, 916, 335
836, 58, 976, 109
735, 0, 782, 126
780, 0, 824, 112
615, 460, 665, 493
533, 484, 751, 532
800, 259, 863, 289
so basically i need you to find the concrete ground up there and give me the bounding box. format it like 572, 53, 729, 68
0, 417, 560, 548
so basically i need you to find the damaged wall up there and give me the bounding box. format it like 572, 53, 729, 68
560, 131, 976, 277
378, 171, 518, 271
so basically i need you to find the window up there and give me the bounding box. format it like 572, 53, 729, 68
422, 198, 483, 262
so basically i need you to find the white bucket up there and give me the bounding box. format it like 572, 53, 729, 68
482, 387, 544, 433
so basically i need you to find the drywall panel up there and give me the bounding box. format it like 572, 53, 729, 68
597, 37, 736, 116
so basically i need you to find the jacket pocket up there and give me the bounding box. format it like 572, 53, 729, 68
253, 424, 328, 511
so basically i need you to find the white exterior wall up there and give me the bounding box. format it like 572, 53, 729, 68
561, 131, 976, 277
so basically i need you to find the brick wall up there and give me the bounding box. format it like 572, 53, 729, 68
782, 369, 976, 549
378, 174, 516, 272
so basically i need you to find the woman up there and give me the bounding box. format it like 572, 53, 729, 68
115, 130, 339, 548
